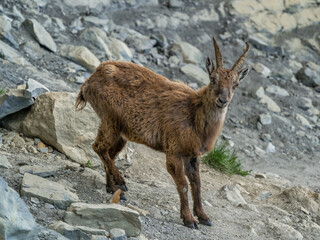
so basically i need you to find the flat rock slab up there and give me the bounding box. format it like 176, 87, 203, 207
21, 173, 79, 209
64, 203, 141, 237
19, 165, 63, 177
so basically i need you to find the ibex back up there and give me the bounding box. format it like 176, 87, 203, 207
75, 38, 250, 228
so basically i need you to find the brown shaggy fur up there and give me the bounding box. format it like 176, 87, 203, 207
75, 39, 250, 228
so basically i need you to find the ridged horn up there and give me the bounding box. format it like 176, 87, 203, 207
213, 37, 223, 68
231, 42, 250, 71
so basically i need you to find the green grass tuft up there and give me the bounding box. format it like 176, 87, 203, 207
202, 142, 251, 176
0, 88, 5, 95
85, 160, 93, 169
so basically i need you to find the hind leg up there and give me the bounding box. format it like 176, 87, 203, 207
92, 123, 127, 194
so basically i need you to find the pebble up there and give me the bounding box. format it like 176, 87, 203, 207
259, 113, 272, 125
266, 142, 276, 153
110, 228, 126, 240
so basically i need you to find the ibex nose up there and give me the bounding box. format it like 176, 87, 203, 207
218, 98, 228, 104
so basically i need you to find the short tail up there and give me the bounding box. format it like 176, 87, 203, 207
75, 87, 87, 111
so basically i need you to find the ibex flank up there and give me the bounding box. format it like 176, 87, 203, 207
76, 38, 250, 229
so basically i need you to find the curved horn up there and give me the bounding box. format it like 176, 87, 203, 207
213, 37, 223, 68
231, 42, 250, 71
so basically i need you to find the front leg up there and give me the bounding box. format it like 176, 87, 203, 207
185, 157, 212, 226
166, 155, 198, 229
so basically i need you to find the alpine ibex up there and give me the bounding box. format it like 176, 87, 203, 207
76, 38, 250, 228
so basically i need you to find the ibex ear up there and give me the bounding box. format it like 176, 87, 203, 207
206, 56, 215, 75
238, 66, 250, 81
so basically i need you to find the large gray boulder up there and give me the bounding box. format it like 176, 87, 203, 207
64, 203, 141, 237
2, 92, 101, 166
0, 177, 68, 240
21, 173, 79, 210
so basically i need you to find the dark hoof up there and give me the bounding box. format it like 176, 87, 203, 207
106, 186, 113, 194
184, 221, 199, 229
116, 184, 128, 192
120, 194, 127, 201
199, 219, 212, 227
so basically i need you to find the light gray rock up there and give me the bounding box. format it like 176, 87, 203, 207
266, 85, 289, 97
266, 142, 276, 153
24, 78, 50, 98
49, 221, 91, 240
64, 203, 141, 237
19, 165, 63, 177
267, 218, 303, 240
21, 173, 79, 209
23, 19, 57, 52
259, 113, 272, 125
62, 0, 111, 9
259, 95, 281, 112
110, 228, 126, 240
169, 0, 183, 8
219, 185, 247, 205
12, 134, 25, 148
107, 37, 133, 61
59, 45, 100, 72
80, 27, 112, 56
0, 177, 38, 239
1, 92, 101, 166
295, 113, 312, 129
0, 89, 34, 120
191, 7, 219, 23
296, 62, 320, 88
181, 64, 209, 85
0, 153, 12, 169
171, 41, 203, 64
21, 40, 46, 60
253, 63, 271, 77
0, 40, 30, 66
126, 34, 156, 52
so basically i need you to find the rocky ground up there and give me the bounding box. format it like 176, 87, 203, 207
0, 0, 320, 239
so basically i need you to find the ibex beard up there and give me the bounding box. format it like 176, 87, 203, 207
75, 37, 250, 229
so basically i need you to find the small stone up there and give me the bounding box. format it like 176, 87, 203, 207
257, 191, 270, 200
204, 200, 213, 207
295, 113, 312, 129
30, 197, 40, 204
255, 87, 265, 98
168, 0, 183, 8
255, 173, 267, 179
260, 95, 281, 112
296, 62, 320, 88
24, 78, 50, 98
266, 85, 289, 97
220, 185, 247, 205
0, 154, 12, 169
27, 145, 38, 154
12, 134, 25, 148
266, 142, 276, 153
37, 141, 46, 149
261, 134, 272, 142
259, 113, 272, 125
110, 228, 126, 240
253, 63, 271, 77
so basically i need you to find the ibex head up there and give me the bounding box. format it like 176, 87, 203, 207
206, 38, 250, 109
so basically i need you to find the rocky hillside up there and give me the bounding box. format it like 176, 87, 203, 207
0, 0, 319, 239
